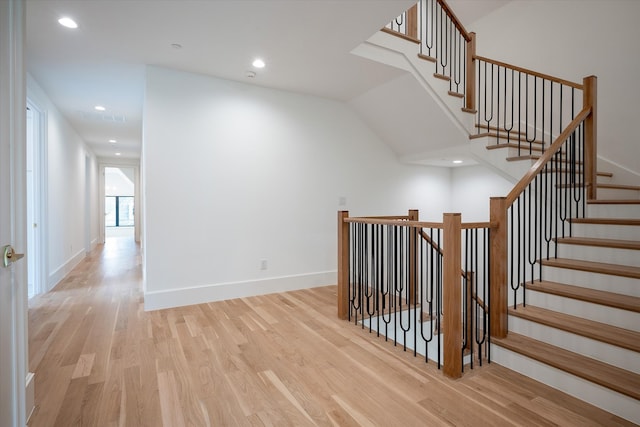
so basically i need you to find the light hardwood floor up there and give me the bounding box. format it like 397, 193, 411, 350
27, 237, 634, 426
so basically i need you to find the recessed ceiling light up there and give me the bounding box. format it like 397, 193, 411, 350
452, 160, 463, 164
58, 17, 78, 29
94, 105, 106, 111
109, 139, 116, 143
245, 70, 256, 78
252, 58, 265, 69
115, 152, 121, 156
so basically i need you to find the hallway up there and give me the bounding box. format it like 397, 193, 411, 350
26, 240, 632, 426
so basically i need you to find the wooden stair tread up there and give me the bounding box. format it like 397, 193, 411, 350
417, 53, 436, 63
540, 257, 640, 279
588, 199, 640, 205
598, 183, 640, 191
557, 184, 638, 190
555, 236, 640, 250
508, 305, 640, 352
433, 73, 450, 81
506, 155, 581, 165
475, 123, 526, 137
492, 332, 640, 400
447, 90, 464, 98
476, 135, 549, 147
486, 143, 545, 153
380, 27, 420, 44
527, 280, 640, 313
571, 218, 640, 226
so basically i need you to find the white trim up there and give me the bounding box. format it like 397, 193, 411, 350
144, 271, 336, 311
99, 161, 141, 244
47, 249, 85, 291
25, 372, 34, 423
25, 97, 48, 297
0, 1, 28, 425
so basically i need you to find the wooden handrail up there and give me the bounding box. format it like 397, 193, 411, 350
506, 107, 591, 206
420, 229, 443, 255
358, 215, 411, 220
346, 217, 491, 230
474, 55, 584, 89
461, 221, 491, 229
345, 217, 443, 228
437, 0, 471, 41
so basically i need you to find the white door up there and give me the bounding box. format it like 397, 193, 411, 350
1, 0, 29, 425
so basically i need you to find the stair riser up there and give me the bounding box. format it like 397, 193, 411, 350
571, 224, 640, 241
571, 223, 640, 240
596, 175, 613, 183
596, 188, 640, 200
492, 345, 640, 424
508, 316, 639, 374
526, 291, 640, 331
587, 204, 640, 218
556, 243, 639, 266
540, 266, 640, 297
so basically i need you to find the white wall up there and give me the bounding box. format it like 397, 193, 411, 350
467, 0, 640, 176
143, 66, 452, 310
451, 165, 514, 222
27, 75, 100, 291
105, 167, 135, 197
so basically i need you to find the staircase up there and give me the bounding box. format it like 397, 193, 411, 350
491, 198, 640, 423
345, 1, 640, 423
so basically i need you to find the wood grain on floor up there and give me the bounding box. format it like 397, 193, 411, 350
27, 238, 634, 426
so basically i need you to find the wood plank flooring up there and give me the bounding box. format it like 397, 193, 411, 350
27, 237, 634, 426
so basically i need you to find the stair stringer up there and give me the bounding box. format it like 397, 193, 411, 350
352, 31, 546, 183
351, 31, 474, 143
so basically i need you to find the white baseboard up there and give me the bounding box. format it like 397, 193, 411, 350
25, 372, 34, 423
144, 271, 336, 311
47, 249, 86, 291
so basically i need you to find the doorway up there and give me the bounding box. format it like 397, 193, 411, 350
104, 167, 135, 241
26, 100, 45, 299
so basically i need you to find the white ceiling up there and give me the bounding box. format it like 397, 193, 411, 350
26, 0, 510, 162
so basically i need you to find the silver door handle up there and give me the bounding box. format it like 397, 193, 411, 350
2, 245, 24, 268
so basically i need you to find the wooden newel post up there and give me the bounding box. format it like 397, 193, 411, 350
584, 75, 597, 201
443, 213, 462, 378
408, 209, 419, 306
337, 211, 350, 320
465, 32, 476, 112
407, 4, 418, 40
489, 197, 508, 338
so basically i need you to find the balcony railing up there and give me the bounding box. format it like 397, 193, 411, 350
338, 210, 491, 378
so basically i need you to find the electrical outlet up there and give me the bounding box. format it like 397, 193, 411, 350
260, 259, 268, 270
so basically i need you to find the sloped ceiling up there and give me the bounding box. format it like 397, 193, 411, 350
349, 73, 466, 159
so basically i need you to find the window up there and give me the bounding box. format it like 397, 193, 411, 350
105, 196, 134, 227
